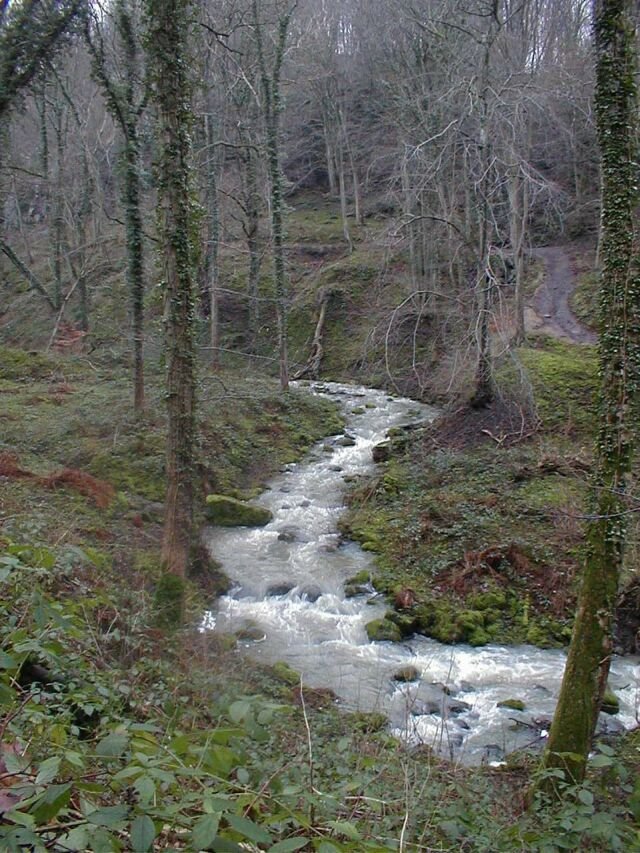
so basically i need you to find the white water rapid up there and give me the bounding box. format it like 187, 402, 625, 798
203, 381, 640, 764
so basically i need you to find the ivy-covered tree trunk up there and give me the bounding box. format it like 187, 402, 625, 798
85, 0, 146, 412
146, 0, 196, 586
536, 0, 639, 792
253, 0, 295, 392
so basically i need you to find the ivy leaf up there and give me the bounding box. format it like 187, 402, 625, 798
191, 812, 220, 849
130, 814, 155, 852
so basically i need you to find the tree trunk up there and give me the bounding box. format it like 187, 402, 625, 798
534, 0, 639, 794
253, 0, 294, 392
204, 112, 220, 370
147, 0, 197, 584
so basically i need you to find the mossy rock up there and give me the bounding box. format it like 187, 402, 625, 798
205, 494, 273, 527
497, 698, 526, 711
393, 665, 420, 682
365, 617, 402, 642
602, 689, 620, 715
272, 661, 300, 685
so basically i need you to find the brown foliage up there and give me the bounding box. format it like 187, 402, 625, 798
0, 452, 35, 479
41, 468, 115, 509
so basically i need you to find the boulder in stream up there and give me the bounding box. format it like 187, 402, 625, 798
365, 617, 402, 642
393, 666, 420, 683
266, 582, 295, 597
372, 441, 391, 463
205, 494, 272, 527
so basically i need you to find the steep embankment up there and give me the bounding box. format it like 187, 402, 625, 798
340, 246, 606, 651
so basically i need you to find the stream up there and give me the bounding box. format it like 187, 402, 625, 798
203, 381, 640, 764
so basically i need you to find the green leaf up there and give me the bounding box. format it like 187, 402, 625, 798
133, 775, 155, 805
87, 826, 121, 852
0, 683, 15, 704
577, 788, 594, 806
86, 804, 129, 828
316, 843, 341, 853
31, 783, 71, 824
95, 733, 129, 759
589, 754, 614, 768
326, 820, 362, 841
227, 814, 272, 846
58, 827, 89, 851
0, 651, 16, 669
269, 839, 310, 852
228, 700, 251, 724
191, 812, 220, 849
130, 815, 155, 852
35, 756, 61, 785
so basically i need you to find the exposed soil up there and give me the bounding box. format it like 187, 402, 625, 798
527, 245, 597, 344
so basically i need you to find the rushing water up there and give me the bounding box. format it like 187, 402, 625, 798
203, 381, 640, 764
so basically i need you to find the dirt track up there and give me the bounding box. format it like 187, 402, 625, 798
526, 246, 597, 344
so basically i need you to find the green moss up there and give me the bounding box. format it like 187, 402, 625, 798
602, 689, 620, 715
497, 698, 526, 711
272, 661, 300, 685
570, 270, 599, 332
510, 340, 598, 438
0, 345, 60, 380
205, 494, 273, 527
365, 617, 402, 642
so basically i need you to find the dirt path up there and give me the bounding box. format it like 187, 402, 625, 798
525, 246, 597, 344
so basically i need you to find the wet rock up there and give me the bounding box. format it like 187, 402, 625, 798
351, 407, 365, 415
235, 624, 266, 642
279, 486, 291, 493
497, 698, 526, 712
322, 443, 334, 453
299, 500, 311, 508
280, 503, 292, 510
205, 494, 273, 527
459, 681, 475, 693
266, 582, 295, 597
429, 681, 452, 696
454, 718, 471, 730
533, 684, 551, 695
483, 744, 505, 763
596, 714, 625, 735
392, 666, 420, 683
446, 700, 471, 716
277, 528, 298, 543
329, 464, 343, 472
300, 585, 323, 603
372, 441, 391, 463
336, 434, 357, 447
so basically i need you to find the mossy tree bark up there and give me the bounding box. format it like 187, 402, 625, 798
535, 0, 639, 793
85, 0, 147, 412
252, 0, 297, 392
146, 0, 197, 585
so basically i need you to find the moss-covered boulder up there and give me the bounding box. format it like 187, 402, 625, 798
497, 698, 526, 711
601, 689, 620, 715
272, 661, 300, 685
205, 494, 272, 527
366, 617, 402, 642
